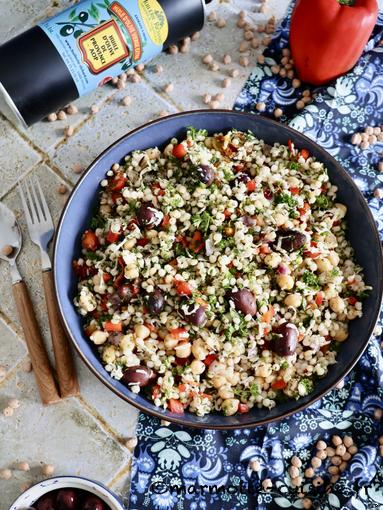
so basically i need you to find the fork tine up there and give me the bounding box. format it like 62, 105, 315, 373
24, 180, 39, 224
34, 177, 51, 223
29, 178, 45, 223
18, 181, 34, 226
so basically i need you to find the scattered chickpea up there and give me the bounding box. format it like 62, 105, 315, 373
3, 407, 13, 417
121, 95, 132, 106
343, 436, 353, 448
257, 54, 265, 64
339, 461, 348, 472
378, 161, 383, 173
16, 462, 30, 472
348, 445, 358, 455
342, 452, 351, 461
332, 455, 342, 466
379, 436, 383, 445
8, 398, 20, 409
223, 54, 232, 65
64, 125, 74, 137
116, 79, 126, 89
1, 244, 13, 257
360, 140, 370, 150
57, 110, 67, 120
274, 108, 283, 119
316, 450, 327, 461
296, 100, 305, 109
304, 467, 314, 478
66, 104, 78, 115
158, 111, 169, 118
72, 164, 83, 175
330, 475, 340, 484
292, 78, 301, 89
180, 44, 189, 54
256, 102, 266, 112
57, 184, 68, 195
244, 30, 254, 41
262, 36, 271, 46
42, 464, 55, 476
209, 100, 220, 110
262, 478, 272, 491
374, 188, 383, 199
209, 62, 220, 72
229, 69, 240, 78
237, 19, 246, 28
125, 437, 138, 449
317, 440, 327, 450
203, 93, 212, 105
365, 126, 374, 135
328, 466, 339, 475
47, 112, 57, 122
135, 63, 145, 73
257, 24, 265, 33
336, 444, 346, 456
222, 78, 232, 89
289, 466, 300, 478
207, 11, 217, 22
251, 38, 260, 49
161, 420, 170, 426
311, 456, 322, 469
191, 31, 200, 41
163, 83, 174, 93
0, 469, 12, 480
154, 64, 163, 73
336, 379, 345, 389
239, 41, 250, 52
250, 459, 261, 472
239, 56, 249, 67
168, 44, 178, 55
214, 92, 225, 102
374, 408, 383, 420
216, 18, 226, 28
302, 499, 312, 510
129, 74, 141, 83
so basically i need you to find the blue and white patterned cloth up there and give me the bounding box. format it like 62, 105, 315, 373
129, 4, 383, 509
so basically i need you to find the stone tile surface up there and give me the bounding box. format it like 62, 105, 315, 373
0, 0, 289, 505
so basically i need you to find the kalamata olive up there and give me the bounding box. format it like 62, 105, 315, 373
196, 165, 215, 186
117, 285, 133, 302
121, 366, 154, 387
137, 203, 162, 228
240, 215, 257, 227
56, 489, 79, 510
227, 289, 257, 316
263, 188, 273, 200
182, 302, 206, 326
271, 323, 298, 356
236, 172, 251, 183
275, 229, 306, 252
109, 333, 123, 345
108, 292, 122, 306
35, 494, 56, 510
83, 495, 106, 510
147, 288, 165, 314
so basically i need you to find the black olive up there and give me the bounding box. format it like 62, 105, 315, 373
35, 494, 56, 510
196, 165, 215, 186
117, 285, 134, 302
60, 25, 74, 36
56, 489, 79, 510
137, 203, 162, 228
227, 289, 257, 316
275, 229, 306, 252
270, 323, 298, 356
147, 289, 165, 315
83, 495, 106, 510
236, 172, 251, 183
78, 11, 89, 22
182, 302, 206, 326
121, 366, 154, 387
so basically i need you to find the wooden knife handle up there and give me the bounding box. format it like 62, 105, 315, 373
42, 270, 80, 398
12, 280, 60, 405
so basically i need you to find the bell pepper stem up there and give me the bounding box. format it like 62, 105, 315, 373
338, 0, 355, 5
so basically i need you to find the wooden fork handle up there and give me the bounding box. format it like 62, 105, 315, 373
12, 280, 60, 405
42, 270, 80, 398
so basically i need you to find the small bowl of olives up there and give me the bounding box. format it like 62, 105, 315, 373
9, 476, 125, 510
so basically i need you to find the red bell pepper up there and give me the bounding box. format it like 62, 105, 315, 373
290, 0, 378, 85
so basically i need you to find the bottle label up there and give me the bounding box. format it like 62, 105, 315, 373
39, 0, 168, 96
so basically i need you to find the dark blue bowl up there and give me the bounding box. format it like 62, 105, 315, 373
54, 110, 383, 429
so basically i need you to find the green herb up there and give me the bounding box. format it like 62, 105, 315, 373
357, 289, 370, 300
192, 211, 213, 233
302, 315, 312, 327
224, 325, 235, 342
250, 383, 260, 397
315, 195, 333, 210
302, 270, 320, 290
223, 168, 236, 182
85, 251, 101, 261
280, 360, 289, 370
288, 161, 300, 170
89, 214, 106, 230
163, 357, 172, 369
275, 192, 298, 209
207, 295, 217, 309
187, 126, 208, 140
299, 378, 313, 394
97, 313, 112, 326
234, 387, 251, 400
245, 130, 255, 141
330, 268, 340, 278
217, 238, 236, 250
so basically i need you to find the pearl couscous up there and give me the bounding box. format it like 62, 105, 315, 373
73, 128, 370, 416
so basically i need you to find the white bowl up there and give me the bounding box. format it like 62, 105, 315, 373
9, 476, 125, 510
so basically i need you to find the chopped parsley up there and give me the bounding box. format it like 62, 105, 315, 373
275, 192, 298, 209
299, 378, 313, 395
302, 270, 320, 290
234, 387, 251, 400
89, 213, 106, 230
288, 161, 300, 170
85, 251, 102, 261
280, 360, 289, 370
315, 195, 333, 210
192, 211, 213, 233
187, 126, 208, 140
250, 383, 260, 397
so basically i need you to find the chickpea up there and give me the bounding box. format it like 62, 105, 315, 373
329, 296, 345, 314
333, 327, 348, 342
164, 334, 179, 349
316, 258, 333, 273
190, 359, 205, 375
264, 252, 282, 268
134, 324, 150, 339
208, 360, 226, 377
276, 274, 295, 290
324, 285, 338, 299
211, 375, 227, 388
221, 398, 239, 416
328, 251, 340, 267
191, 339, 207, 360
289, 466, 300, 478
226, 371, 240, 386
218, 385, 235, 399
335, 203, 347, 219
284, 293, 302, 308
90, 330, 109, 345
174, 342, 192, 358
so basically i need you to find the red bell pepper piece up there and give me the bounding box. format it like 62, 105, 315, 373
290, 0, 378, 86
168, 398, 184, 414
82, 230, 99, 251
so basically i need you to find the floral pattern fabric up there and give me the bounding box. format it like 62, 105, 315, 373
129, 4, 383, 509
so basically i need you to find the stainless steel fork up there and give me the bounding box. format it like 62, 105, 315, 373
19, 178, 79, 398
